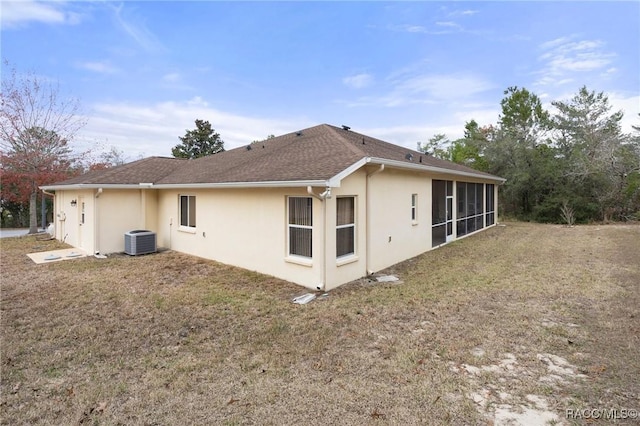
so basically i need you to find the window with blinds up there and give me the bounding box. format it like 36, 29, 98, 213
336, 197, 355, 258
288, 197, 313, 258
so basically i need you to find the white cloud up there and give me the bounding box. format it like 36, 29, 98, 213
396, 73, 494, 100
109, 3, 165, 53
163, 73, 181, 83
435, 21, 462, 30
404, 25, 428, 33
448, 9, 479, 17
535, 36, 616, 87
539, 36, 573, 50
340, 72, 494, 109
608, 92, 640, 134
76, 97, 307, 158
388, 23, 464, 35
76, 61, 120, 74
342, 73, 374, 89
1, 0, 81, 28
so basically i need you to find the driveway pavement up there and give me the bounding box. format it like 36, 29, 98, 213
0, 228, 30, 238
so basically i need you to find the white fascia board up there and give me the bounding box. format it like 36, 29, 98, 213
40, 183, 144, 191
152, 180, 328, 189
366, 157, 507, 182
326, 158, 368, 187
42, 180, 330, 191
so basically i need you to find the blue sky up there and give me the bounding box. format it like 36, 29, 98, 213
2, 1, 639, 161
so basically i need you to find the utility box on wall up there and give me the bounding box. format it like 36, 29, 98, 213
124, 230, 157, 255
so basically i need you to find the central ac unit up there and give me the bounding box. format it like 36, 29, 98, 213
124, 230, 157, 255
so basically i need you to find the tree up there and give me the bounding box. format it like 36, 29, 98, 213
486, 87, 551, 218
417, 134, 451, 160
550, 86, 638, 220
172, 119, 224, 159
0, 62, 86, 233
449, 120, 490, 171
88, 146, 129, 171
252, 134, 275, 144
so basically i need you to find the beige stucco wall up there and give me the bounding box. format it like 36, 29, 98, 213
49, 169, 500, 290
156, 187, 326, 290
53, 190, 95, 253
53, 189, 158, 255
323, 169, 368, 291
366, 168, 432, 273
95, 189, 153, 254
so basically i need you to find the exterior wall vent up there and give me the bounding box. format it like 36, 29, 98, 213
124, 230, 157, 255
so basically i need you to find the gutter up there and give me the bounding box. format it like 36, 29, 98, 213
41, 180, 329, 191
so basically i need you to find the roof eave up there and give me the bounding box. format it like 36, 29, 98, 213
40, 183, 152, 191
152, 180, 328, 189
41, 180, 330, 191
366, 157, 506, 182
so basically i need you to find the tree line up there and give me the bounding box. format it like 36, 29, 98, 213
418, 86, 640, 223
0, 61, 228, 229
2, 60, 638, 230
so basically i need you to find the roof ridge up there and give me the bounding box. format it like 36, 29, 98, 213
323, 124, 367, 158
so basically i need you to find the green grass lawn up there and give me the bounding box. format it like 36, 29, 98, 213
1, 222, 639, 425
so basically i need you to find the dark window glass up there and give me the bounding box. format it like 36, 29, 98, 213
432, 180, 446, 225
432, 224, 446, 247
288, 197, 313, 257
336, 197, 355, 257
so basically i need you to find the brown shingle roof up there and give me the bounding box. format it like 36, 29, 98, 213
53, 157, 185, 185
47, 124, 502, 187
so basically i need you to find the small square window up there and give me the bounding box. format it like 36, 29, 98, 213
411, 194, 418, 222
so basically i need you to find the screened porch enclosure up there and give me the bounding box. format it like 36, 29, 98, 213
432, 180, 497, 247
431, 180, 453, 247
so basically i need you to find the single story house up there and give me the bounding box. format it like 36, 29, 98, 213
42, 124, 505, 290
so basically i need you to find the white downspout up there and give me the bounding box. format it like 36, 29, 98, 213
94, 188, 103, 255
307, 186, 330, 291
366, 165, 384, 275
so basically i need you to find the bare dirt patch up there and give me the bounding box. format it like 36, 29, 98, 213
1, 222, 639, 425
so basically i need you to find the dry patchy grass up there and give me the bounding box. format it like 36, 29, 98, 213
1, 222, 639, 425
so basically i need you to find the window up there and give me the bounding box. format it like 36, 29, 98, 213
180, 195, 196, 228
336, 197, 355, 258
411, 194, 418, 222
288, 197, 313, 258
